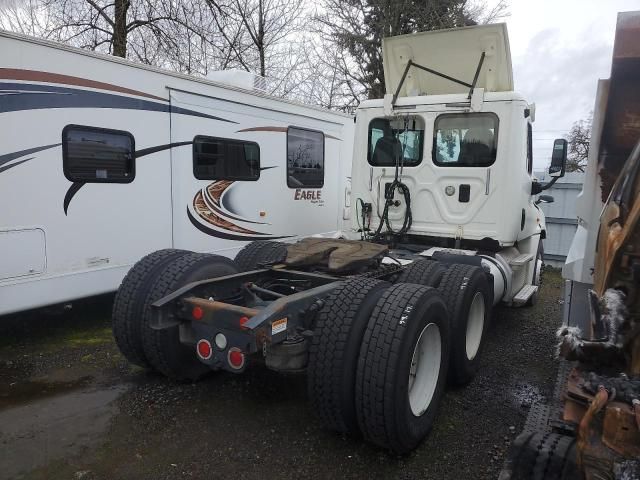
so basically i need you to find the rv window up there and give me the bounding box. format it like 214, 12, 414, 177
433, 113, 498, 167
287, 127, 324, 188
193, 136, 260, 181
368, 116, 424, 167
63, 125, 135, 183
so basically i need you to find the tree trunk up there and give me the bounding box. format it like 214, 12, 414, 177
258, 0, 265, 77
113, 0, 130, 58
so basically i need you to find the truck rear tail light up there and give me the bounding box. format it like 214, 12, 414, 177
239, 316, 249, 329
196, 339, 212, 360
192, 306, 204, 320
228, 348, 245, 369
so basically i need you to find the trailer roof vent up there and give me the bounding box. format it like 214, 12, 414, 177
206, 69, 268, 93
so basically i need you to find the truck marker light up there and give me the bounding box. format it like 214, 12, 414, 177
197, 339, 213, 360
192, 306, 204, 320
239, 316, 250, 329
215, 333, 227, 350
228, 348, 245, 369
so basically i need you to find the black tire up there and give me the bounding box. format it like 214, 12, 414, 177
141, 253, 239, 381
526, 241, 544, 307
355, 283, 450, 454
112, 249, 189, 368
234, 241, 288, 271
502, 432, 579, 480
397, 260, 447, 287
437, 263, 491, 386
307, 277, 390, 434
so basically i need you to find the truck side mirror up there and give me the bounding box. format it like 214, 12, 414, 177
535, 195, 554, 205
549, 139, 567, 178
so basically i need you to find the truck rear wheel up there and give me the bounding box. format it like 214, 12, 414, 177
112, 249, 189, 368
397, 259, 447, 287
141, 253, 239, 381
526, 241, 544, 307
501, 432, 579, 480
307, 277, 390, 434
355, 283, 450, 454
437, 264, 491, 386
234, 241, 288, 271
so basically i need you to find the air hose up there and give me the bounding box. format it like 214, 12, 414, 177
371, 120, 413, 239
371, 178, 412, 238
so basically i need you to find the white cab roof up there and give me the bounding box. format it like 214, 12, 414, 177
382, 23, 514, 97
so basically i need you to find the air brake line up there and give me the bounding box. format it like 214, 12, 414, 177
370, 116, 413, 240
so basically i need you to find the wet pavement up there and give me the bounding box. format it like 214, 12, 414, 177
0, 271, 565, 480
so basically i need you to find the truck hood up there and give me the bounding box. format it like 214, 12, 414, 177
382, 23, 513, 97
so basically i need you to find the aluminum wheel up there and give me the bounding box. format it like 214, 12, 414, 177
408, 323, 442, 416
465, 292, 485, 361
534, 258, 543, 286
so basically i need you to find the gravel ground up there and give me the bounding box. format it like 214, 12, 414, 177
0, 270, 564, 480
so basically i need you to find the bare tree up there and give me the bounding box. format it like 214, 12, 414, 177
313, 0, 509, 105
38, 0, 210, 59
0, 0, 56, 37
203, 0, 305, 80
565, 114, 591, 173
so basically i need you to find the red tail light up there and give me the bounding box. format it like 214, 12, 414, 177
196, 339, 212, 360
192, 306, 204, 320
228, 348, 245, 369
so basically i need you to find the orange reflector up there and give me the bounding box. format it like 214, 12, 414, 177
192, 306, 204, 320
196, 339, 212, 360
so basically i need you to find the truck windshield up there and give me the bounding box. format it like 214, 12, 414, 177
368, 116, 424, 167
433, 113, 498, 167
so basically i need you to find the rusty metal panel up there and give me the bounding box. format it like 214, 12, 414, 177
599, 11, 640, 201
602, 403, 640, 458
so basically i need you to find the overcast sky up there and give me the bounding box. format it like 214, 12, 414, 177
502, 0, 640, 170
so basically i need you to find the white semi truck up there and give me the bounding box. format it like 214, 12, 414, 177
113, 23, 568, 453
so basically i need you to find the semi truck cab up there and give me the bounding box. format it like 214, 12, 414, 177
347, 23, 566, 306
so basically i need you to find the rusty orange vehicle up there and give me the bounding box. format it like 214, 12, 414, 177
501, 10, 640, 480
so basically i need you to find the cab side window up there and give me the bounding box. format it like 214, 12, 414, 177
368, 116, 424, 167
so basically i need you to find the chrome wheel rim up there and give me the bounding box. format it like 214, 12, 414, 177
465, 292, 485, 361
408, 323, 442, 416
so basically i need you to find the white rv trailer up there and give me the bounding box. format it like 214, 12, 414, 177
0, 30, 354, 316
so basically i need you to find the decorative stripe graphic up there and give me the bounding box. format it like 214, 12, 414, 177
202, 181, 267, 225
188, 208, 291, 241
0, 82, 236, 123
135, 141, 193, 158
62, 141, 195, 215
193, 182, 262, 235
0, 157, 32, 174
0, 68, 166, 101
190, 180, 293, 240
237, 126, 341, 141
63, 182, 84, 215
0, 143, 61, 168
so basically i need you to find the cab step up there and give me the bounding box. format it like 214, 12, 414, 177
509, 253, 534, 267
512, 284, 539, 306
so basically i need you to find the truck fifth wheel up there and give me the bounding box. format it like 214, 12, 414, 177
113, 21, 564, 453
